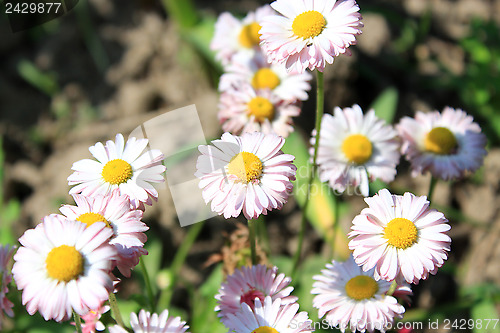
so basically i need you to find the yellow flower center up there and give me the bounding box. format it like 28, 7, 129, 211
76, 212, 111, 228
101, 159, 133, 185
252, 68, 281, 90
292, 10, 327, 39
384, 218, 418, 249
239, 22, 262, 48
424, 127, 457, 155
345, 275, 379, 301
341, 134, 373, 164
46, 245, 84, 282
252, 327, 278, 333
227, 152, 263, 183
247, 97, 275, 122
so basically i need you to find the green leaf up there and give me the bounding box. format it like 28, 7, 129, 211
282, 131, 350, 260
190, 265, 227, 333
471, 300, 500, 333
17, 60, 59, 96
182, 15, 222, 73
370, 87, 399, 124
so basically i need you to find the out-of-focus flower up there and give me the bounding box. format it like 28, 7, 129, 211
348, 189, 451, 284
0, 245, 15, 329
219, 53, 312, 102
312, 255, 411, 333
312, 105, 400, 197
68, 133, 165, 209
397, 106, 487, 180
218, 85, 301, 138
211, 5, 276, 66
109, 309, 189, 333
195, 132, 296, 219
12, 215, 116, 321
215, 264, 297, 326
260, 0, 363, 72
225, 296, 313, 333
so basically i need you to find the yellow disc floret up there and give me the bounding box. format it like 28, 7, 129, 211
252, 326, 279, 333
384, 218, 418, 249
101, 159, 133, 185
292, 10, 327, 39
46, 245, 84, 282
342, 134, 373, 164
227, 152, 263, 183
252, 68, 281, 90
424, 127, 457, 155
77, 212, 111, 228
345, 275, 379, 300
248, 97, 275, 122
239, 22, 262, 48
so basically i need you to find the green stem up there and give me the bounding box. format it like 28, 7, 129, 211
158, 221, 204, 309
140, 257, 156, 313
292, 70, 325, 276
73, 310, 83, 333
248, 219, 257, 265
427, 176, 438, 202
161, 0, 198, 29
386, 280, 398, 296
109, 292, 126, 328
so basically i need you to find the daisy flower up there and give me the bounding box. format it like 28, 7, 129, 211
348, 189, 451, 284
211, 5, 276, 66
12, 215, 116, 321
109, 309, 189, 333
218, 84, 301, 138
225, 296, 313, 333
195, 132, 296, 219
0, 245, 15, 329
397, 106, 488, 180
312, 255, 410, 333
215, 264, 298, 326
260, 0, 363, 72
59, 191, 148, 276
219, 52, 312, 102
68, 133, 166, 209
312, 105, 400, 197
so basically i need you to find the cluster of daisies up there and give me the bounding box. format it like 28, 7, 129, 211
195, 0, 488, 332
0, 0, 491, 332
1, 133, 184, 331
212, 4, 313, 138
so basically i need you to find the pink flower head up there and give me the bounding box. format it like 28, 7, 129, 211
109, 309, 190, 333
397, 106, 487, 180
12, 215, 116, 321
312, 255, 411, 333
312, 105, 401, 197
195, 132, 296, 219
59, 190, 148, 276
219, 52, 312, 102
73, 302, 110, 333
348, 189, 451, 284
260, 0, 363, 72
211, 5, 276, 67
225, 296, 313, 333
68, 133, 166, 209
218, 84, 301, 138
215, 264, 298, 326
